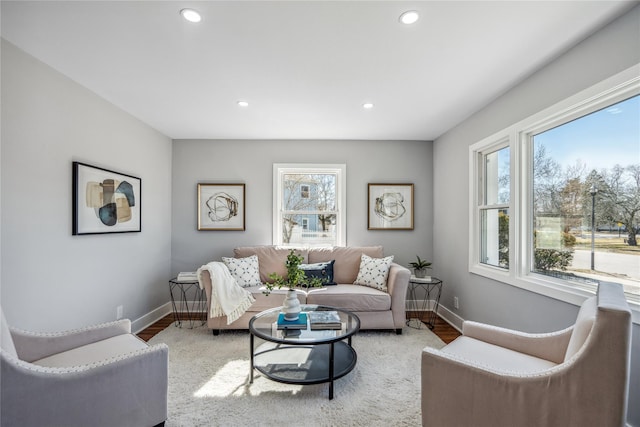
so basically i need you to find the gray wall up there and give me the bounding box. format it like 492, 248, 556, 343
1, 40, 173, 332
171, 139, 433, 274
433, 6, 640, 426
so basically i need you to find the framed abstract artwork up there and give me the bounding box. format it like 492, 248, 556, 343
72, 161, 142, 235
368, 183, 414, 230
197, 183, 246, 231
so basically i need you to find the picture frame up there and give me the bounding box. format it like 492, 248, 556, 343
198, 183, 246, 231
368, 183, 414, 230
72, 161, 142, 235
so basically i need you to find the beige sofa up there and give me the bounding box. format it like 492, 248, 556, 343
200, 245, 410, 335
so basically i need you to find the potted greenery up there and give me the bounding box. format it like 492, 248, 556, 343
264, 249, 325, 320
409, 255, 432, 279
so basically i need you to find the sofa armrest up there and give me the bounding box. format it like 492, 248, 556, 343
1, 343, 168, 427
10, 319, 132, 363
387, 263, 410, 329
200, 270, 214, 317
462, 320, 573, 364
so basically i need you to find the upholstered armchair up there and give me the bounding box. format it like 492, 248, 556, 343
1, 308, 169, 427
421, 281, 632, 427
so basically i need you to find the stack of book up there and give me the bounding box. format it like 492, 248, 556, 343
277, 313, 308, 330
176, 272, 198, 282
308, 310, 342, 330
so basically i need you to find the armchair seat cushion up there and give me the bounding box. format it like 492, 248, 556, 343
442, 336, 557, 374
33, 334, 149, 368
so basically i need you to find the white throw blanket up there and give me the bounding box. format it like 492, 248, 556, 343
197, 262, 255, 325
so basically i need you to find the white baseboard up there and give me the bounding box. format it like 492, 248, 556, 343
132, 301, 207, 334
435, 305, 464, 333
132, 302, 172, 334
406, 299, 463, 333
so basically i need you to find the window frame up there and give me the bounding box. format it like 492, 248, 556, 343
477, 140, 511, 269
273, 163, 346, 247
469, 64, 640, 323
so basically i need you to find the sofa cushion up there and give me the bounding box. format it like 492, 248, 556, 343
222, 255, 262, 287
32, 334, 149, 368
306, 284, 391, 312
299, 260, 336, 285
354, 254, 394, 291
308, 246, 384, 284
244, 286, 307, 312
234, 246, 308, 283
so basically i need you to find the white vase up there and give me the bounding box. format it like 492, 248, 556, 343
415, 269, 429, 278
282, 289, 301, 321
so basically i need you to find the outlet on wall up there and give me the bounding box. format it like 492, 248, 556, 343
453, 296, 459, 309
116, 305, 124, 320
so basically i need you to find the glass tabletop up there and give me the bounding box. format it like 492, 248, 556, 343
249, 305, 360, 344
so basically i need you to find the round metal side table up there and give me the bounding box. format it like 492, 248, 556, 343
406, 276, 443, 330
168, 278, 206, 328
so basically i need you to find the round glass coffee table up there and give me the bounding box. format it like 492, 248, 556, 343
249, 305, 360, 400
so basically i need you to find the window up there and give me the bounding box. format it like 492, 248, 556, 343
478, 144, 510, 269
300, 185, 310, 199
470, 65, 640, 313
273, 164, 346, 247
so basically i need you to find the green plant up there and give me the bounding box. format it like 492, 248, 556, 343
408, 255, 432, 270
263, 249, 325, 295
534, 248, 574, 271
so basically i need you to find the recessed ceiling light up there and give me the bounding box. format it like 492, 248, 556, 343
399, 10, 419, 25
180, 8, 202, 23
363, 103, 374, 109
237, 101, 249, 107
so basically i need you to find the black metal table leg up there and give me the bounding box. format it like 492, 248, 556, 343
249, 333, 254, 384
329, 342, 335, 400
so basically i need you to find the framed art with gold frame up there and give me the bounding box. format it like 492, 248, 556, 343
197, 183, 245, 231
367, 183, 414, 230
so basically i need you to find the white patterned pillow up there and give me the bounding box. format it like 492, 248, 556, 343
222, 255, 262, 287
353, 254, 394, 291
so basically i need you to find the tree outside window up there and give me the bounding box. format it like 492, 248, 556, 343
532, 95, 639, 296
274, 164, 345, 247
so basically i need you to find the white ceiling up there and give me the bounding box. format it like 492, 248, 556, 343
1, 1, 636, 141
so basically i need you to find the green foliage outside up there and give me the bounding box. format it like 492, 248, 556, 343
534, 248, 574, 271
500, 213, 577, 272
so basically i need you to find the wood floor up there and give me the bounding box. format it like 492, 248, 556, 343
137, 311, 461, 344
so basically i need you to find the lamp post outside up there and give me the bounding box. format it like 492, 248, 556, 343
590, 185, 598, 270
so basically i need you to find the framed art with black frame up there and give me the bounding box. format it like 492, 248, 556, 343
368, 183, 414, 230
198, 183, 246, 231
72, 161, 142, 235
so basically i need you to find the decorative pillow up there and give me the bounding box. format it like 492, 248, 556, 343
353, 254, 394, 291
299, 260, 336, 286
221, 255, 262, 287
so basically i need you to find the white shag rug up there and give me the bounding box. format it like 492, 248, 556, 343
149, 324, 446, 427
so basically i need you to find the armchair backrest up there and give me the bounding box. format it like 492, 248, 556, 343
569, 282, 632, 424
564, 296, 597, 361
0, 307, 17, 358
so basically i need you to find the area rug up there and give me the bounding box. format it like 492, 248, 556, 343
149, 324, 446, 427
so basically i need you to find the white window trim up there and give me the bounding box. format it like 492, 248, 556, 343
273, 163, 346, 247
469, 64, 640, 324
